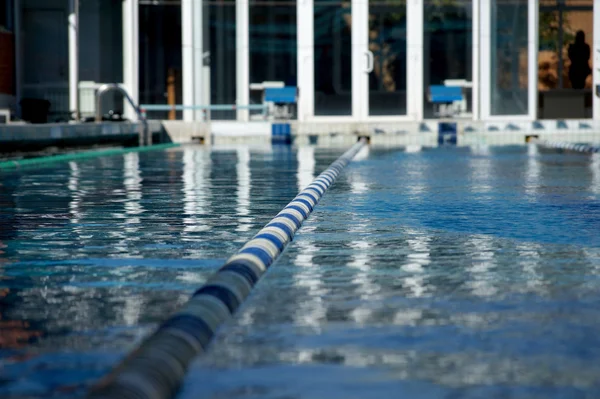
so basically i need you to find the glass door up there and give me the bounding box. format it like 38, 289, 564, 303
481, 0, 537, 120
313, 0, 353, 116
366, 0, 408, 117
423, 0, 473, 119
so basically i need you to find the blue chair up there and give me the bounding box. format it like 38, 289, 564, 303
264, 87, 297, 120
428, 85, 464, 117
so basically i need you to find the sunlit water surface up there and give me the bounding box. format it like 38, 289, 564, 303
1, 144, 600, 398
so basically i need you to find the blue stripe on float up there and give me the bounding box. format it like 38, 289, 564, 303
158, 314, 214, 346
278, 213, 302, 228
220, 262, 260, 285
267, 222, 294, 240
193, 285, 240, 313
286, 205, 308, 218
301, 191, 319, 203
307, 184, 324, 195
253, 233, 286, 252
240, 246, 274, 267
294, 198, 313, 212
315, 178, 330, 188
312, 181, 328, 190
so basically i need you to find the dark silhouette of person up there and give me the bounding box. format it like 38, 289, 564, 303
568, 30, 591, 90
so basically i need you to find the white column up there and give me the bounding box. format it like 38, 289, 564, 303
472, 0, 480, 121
407, 0, 424, 121
182, 0, 194, 121
236, 0, 249, 121
193, 0, 204, 121
297, 0, 314, 121
68, 0, 79, 120
352, 0, 368, 121
594, 2, 600, 119
123, 0, 139, 121
528, 0, 538, 120
480, 0, 491, 119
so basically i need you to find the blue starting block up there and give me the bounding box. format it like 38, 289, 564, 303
264, 87, 297, 120
428, 85, 465, 117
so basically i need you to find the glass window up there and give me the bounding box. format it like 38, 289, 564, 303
491, 0, 528, 116
423, 0, 472, 119
249, 0, 297, 119
368, 0, 407, 116
539, 2, 594, 90
206, 1, 237, 120
314, 0, 352, 116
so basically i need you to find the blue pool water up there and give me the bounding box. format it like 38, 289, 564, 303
1, 144, 600, 398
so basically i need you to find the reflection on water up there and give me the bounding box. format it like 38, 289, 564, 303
590, 153, 600, 198
182, 148, 211, 236
525, 143, 541, 200
401, 228, 431, 298
293, 147, 325, 329
1, 145, 600, 398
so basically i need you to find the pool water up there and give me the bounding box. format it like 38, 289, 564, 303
1, 144, 600, 398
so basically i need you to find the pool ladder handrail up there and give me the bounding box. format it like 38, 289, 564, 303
95, 83, 151, 146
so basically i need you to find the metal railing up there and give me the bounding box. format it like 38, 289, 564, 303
139, 103, 269, 121
96, 84, 150, 146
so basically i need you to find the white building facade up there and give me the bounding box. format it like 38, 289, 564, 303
4, 0, 600, 125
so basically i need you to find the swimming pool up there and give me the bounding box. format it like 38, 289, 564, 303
1, 144, 600, 398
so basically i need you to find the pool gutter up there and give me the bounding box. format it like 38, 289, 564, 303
0, 143, 180, 172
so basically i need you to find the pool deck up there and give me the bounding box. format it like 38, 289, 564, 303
1, 119, 600, 150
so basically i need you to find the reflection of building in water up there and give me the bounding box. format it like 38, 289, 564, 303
517, 242, 545, 294
123, 152, 143, 236
293, 229, 325, 328
404, 153, 428, 199
236, 147, 252, 232
401, 228, 432, 299
296, 146, 315, 192
292, 146, 325, 328
347, 169, 379, 325
525, 143, 541, 200
465, 234, 498, 297
0, 288, 43, 350
182, 148, 212, 239
0, 180, 43, 348
589, 153, 600, 198
468, 150, 493, 197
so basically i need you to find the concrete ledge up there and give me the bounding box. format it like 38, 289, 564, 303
1, 119, 599, 153
161, 120, 210, 144
0, 122, 149, 151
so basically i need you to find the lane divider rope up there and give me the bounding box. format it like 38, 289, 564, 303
87, 138, 368, 399
533, 139, 600, 154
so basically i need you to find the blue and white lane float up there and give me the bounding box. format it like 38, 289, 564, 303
535, 140, 600, 154
88, 138, 368, 399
